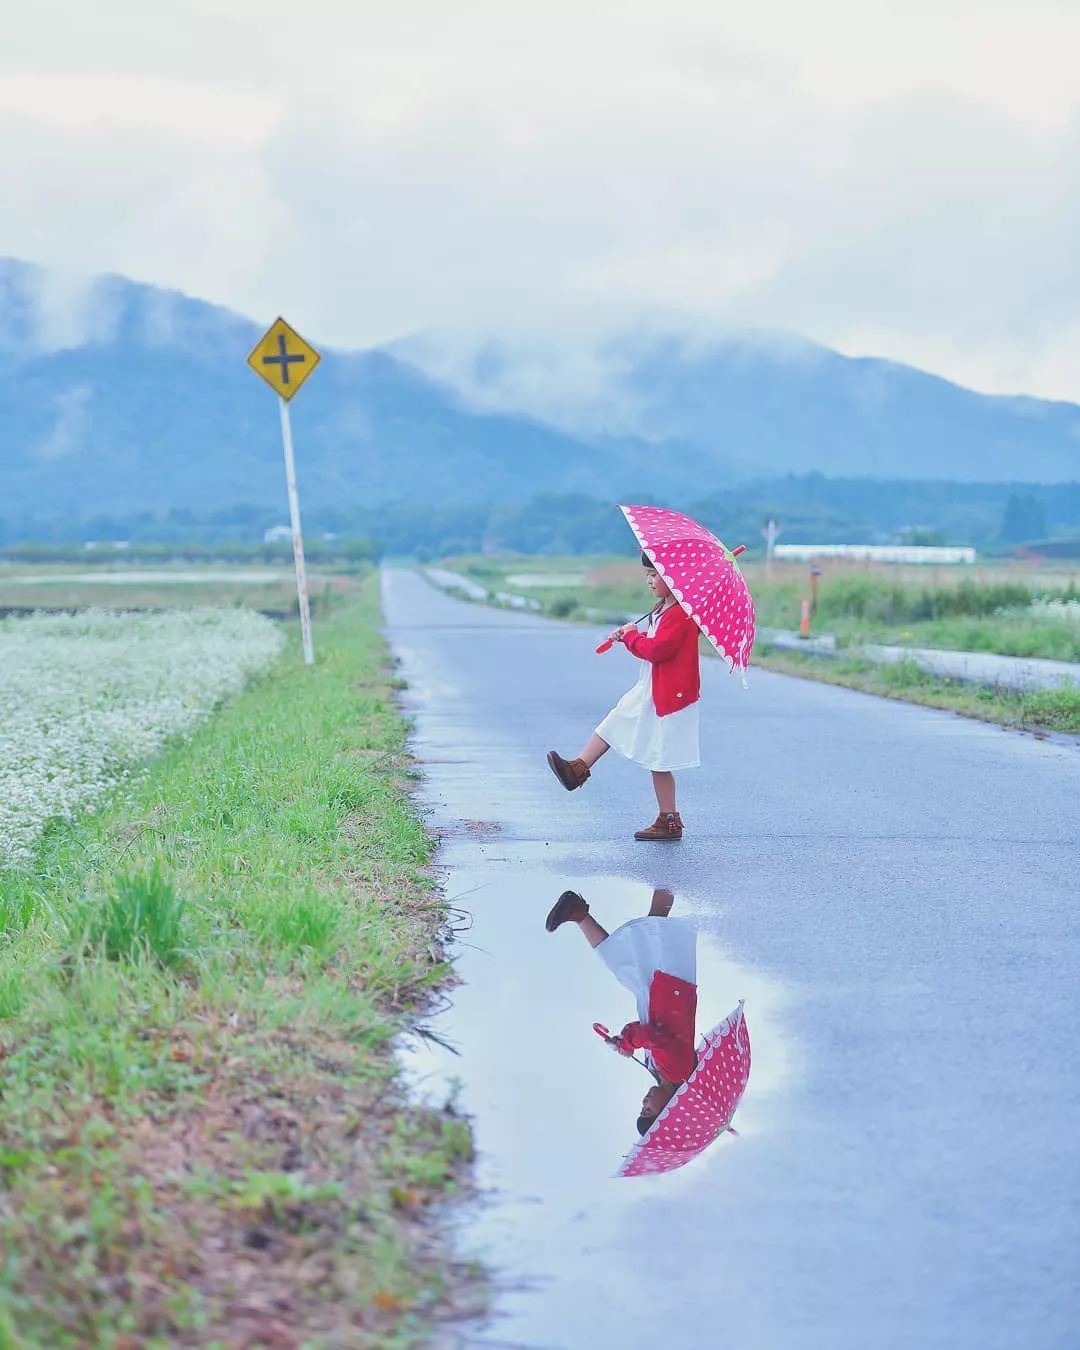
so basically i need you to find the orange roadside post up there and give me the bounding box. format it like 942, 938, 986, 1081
800, 598, 811, 638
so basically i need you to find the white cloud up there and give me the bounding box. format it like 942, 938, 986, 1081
3, 0, 1080, 402
35, 383, 94, 460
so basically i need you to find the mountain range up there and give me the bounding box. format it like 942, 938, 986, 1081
2, 258, 1078, 526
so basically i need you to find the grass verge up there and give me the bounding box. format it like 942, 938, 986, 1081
0, 577, 476, 1348
753, 644, 1080, 736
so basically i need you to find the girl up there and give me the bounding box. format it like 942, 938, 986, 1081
546, 552, 700, 841
544, 886, 698, 1136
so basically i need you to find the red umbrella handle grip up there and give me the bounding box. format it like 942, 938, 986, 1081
595, 639, 614, 654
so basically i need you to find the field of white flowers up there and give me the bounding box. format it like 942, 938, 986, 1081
0, 608, 285, 869
1027, 598, 1080, 624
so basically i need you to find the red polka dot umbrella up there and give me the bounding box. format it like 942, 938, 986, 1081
617, 1001, 751, 1179
619, 504, 756, 671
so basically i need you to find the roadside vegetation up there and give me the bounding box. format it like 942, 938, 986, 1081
0, 578, 474, 1348
752, 643, 1080, 736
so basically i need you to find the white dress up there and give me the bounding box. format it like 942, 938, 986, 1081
597, 917, 698, 1023
595, 607, 701, 771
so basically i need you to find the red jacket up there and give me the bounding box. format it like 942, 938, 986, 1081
619, 604, 701, 717
614, 970, 698, 1083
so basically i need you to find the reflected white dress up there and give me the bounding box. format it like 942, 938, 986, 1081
595, 607, 701, 771
597, 916, 698, 1023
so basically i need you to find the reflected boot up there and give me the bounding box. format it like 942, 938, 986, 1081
545, 890, 590, 932
546, 750, 590, 791
634, 812, 684, 842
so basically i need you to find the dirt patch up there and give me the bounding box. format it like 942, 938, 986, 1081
585, 562, 639, 587
462, 819, 500, 837
0, 1016, 477, 1348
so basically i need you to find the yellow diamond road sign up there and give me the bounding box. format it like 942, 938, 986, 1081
247, 317, 321, 401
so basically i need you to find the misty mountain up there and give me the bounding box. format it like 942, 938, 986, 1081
4, 259, 1080, 533
394, 328, 1080, 483
0, 259, 662, 523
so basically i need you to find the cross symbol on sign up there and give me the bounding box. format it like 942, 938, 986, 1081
247, 316, 320, 401
262, 332, 307, 385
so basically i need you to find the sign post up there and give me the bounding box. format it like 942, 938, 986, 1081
246, 317, 322, 666
761, 517, 781, 581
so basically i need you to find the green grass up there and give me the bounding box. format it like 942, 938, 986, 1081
0, 577, 475, 1348
77, 865, 188, 968
754, 643, 1080, 735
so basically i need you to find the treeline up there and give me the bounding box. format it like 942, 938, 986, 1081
4, 476, 1080, 558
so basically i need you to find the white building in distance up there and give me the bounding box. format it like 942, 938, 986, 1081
774, 544, 976, 564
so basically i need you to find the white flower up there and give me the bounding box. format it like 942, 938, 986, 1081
0, 608, 285, 870
1027, 599, 1080, 626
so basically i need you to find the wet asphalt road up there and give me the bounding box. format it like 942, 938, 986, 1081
381, 569, 1080, 1350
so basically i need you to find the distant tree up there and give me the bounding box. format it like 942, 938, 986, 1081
999, 493, 1047, 543
82, 514, 128, 541
902, 528, 949, 546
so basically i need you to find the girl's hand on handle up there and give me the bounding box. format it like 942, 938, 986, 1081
593, 1022, 630, 1054
595, 622, 638, 655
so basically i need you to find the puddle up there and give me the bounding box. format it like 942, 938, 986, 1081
402, 868, 791, 1347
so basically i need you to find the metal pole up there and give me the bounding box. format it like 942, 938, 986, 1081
762, 518, 779, 582
278, 396, 314, 666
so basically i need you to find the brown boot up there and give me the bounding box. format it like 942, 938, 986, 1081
547, 750, 590, 792
634, 812, 684, 841
545, 890, 589, 931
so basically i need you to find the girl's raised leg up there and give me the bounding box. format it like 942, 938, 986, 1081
576, 733, 610, 768
651, 770, 677, 815
578, 915, 610, 948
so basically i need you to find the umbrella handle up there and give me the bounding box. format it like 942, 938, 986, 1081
596, 609, 652, 654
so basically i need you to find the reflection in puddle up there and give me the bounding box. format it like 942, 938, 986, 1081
401, 866, 791, 1346
545, 887, 751, 1178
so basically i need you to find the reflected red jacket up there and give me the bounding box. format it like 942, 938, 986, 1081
613, 970, 698, 1084
619, 604, 701, 717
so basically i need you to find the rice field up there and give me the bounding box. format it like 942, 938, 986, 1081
0, 563, 353, 613
0, 607, 284, 869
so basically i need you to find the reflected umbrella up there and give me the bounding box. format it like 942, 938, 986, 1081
614, 1001, 750, 1178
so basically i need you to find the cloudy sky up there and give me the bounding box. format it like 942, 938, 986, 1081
5, 0, 1080, 404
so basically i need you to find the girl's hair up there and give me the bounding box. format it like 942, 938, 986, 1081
642, 551, 666, 616
636, 1113, 653, 1136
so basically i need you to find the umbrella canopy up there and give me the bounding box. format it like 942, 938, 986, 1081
619, 504, 756, 671
617, 1001, 750, 1179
